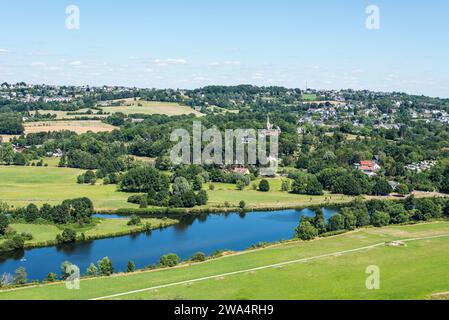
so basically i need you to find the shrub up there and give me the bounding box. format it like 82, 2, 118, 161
159, 253, 180, 267
45, 273, 58, 283
126, 261, 135, 273
196, 190, 208, 206
127, 215, 141, 226
295, 221, 318, 241
239, 200, 246, 209
190, 252, 206, 262
20, 232, 33, 241
56, 229, 77, 244
97, 257, 114, 276
86, 263, 98, 276
258, 180, 270, 192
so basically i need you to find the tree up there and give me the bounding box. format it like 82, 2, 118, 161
295, 221, 318, 241
126, 261, 135, 273
396, 184, 409, 196
370, 211, 390, 227
56, 228, 77, 244
306, 176, 324, 196
258, 179, 270, 192
159, 253, 180, 267
372, 179, 393, 196
97, 257, 114, 276
0, 214, 8, 235
181, 190, 197, 208
24, 204, 39, 223
281, 180, 291, 192
86, 263, 99, 276
415, 198, 441, 220
1, 144, 14, 165
83, 170, 96, 184
172, 177, 192, 197
327, 214, 345, 231
13, 153, 26, 166
196, 190, 208, 206
312, 209, 327, 234
120, 166, 169, 193
404, 195, 416, 211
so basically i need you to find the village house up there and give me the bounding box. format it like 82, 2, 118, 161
355, 160, 381, 177
232, 167, 250, 175
405, 160, 436, 173
47, 149, 63, 157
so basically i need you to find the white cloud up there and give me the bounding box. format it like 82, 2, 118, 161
30, 62, 47, 67
68, 60, 82, 66
0, 49, 9, 54
153, 58, 187, 67
209, 60, 241, 67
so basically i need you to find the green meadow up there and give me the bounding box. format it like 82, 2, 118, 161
1, 222, 448, 300
0, 166, 134, 210
206, 178, 353, 209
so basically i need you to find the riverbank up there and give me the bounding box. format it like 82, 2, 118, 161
0, 217, 178, 253
1, 221, 448, 300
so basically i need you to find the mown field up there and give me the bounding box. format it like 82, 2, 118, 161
1, 222, 448, 300
100, 99, 203, 117
0, 166, 134, 210
0, 166, 353, 211
24, 121, 116, 134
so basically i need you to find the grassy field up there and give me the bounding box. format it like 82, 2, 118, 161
24, 121, 116, 134
2, 217, 177, 247
100, 99, 203, 117
206, 178, 353, 209
301, 93, 318, 101
0, 166, 135, 210
1, 222, 448, 300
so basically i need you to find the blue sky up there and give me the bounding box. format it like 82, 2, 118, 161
0, 0, 448, 97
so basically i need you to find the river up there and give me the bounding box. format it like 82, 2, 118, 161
0, 208, 338, 281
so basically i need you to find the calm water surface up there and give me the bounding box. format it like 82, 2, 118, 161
0, 208, 337, 280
